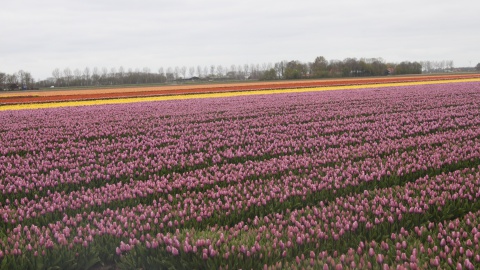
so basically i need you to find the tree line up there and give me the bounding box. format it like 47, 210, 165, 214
0, 70, 36, 90
1, 56, 461, 90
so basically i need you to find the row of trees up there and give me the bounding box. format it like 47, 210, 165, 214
0, 70, 35, 90
267, 57, 406, 80
1, 57, 465, 90
38, 57, 425, 88
419, 60, 454, 73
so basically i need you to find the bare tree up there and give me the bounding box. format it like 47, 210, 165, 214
172, 66, 179, 80
126, 68, 133, 84
210, 65, 215, 77
110, 67, 117, 79
446, 60, 454, 70
166, 67, 174, 82
252, 64, 260, 79
5, 74, 16, 89
143, 67, 151, 83
243, 64, 250, 79
196, 65, 202, 78
261, 63, 268, 72
16, 70, 33, 88
63, 68, 73, 86
52, 68, 61, 86
180, 66, 187, 79
203, 66, 209, 78
0, 72, 6, 89
225, 65, 236, 79
236, 65, 243, 79
74, 68, 82, 85
423, 61, 432, 73
188, 66, 195, 78
439, 60, 446, 71
92, 67, 100, 85
6, 73, 19, 85
118, 66, 125, 84
253, 64, 262, 79
17, 70, 26, 87
83, 67, 91, 86
25, 72, 34, 88
100, 67, 108, 84
216, 65, 224, 78
133, 68, 141, 84
156, 67, 166, 83
280, 60, 288, 78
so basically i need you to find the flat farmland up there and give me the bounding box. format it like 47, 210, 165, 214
1, 77, 480, 269
1, 73, 480, 105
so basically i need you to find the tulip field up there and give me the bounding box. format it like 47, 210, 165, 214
2, 79, 480, 269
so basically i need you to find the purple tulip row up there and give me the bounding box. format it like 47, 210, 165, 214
2, 104, 478, 199
1, 84, 479, 198
110, 165, 480, 267
271, 205, 480, 270
1, 81, 480, 268
1, 163, 480, 268
2, 122, 480, 227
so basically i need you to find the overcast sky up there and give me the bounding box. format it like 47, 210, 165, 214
1, 0, 479, 80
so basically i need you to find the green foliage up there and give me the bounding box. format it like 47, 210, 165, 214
284, 61, 307, 79
394, 61, 422, 75
310, 56, 329, 78
118, 247, 199, 270
0, 246, 101, 270
259, 68, 277, 81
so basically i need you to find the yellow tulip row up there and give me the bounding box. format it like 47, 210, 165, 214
1, 78, 479, 111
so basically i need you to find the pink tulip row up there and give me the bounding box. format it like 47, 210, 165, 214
112, 165, 480, 267
1, 89, 479, 202
271, 206, 480, 270
1, 81, 480, 268
2, 105, 478, 199
1, 163, 480, 269
2, 122, 480, 227
1, 84, 478, 198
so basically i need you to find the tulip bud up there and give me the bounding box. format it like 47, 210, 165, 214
377, 254, 384, 264
369, 248, 375, 257
465, 259, 475, 270
466, 249, 473, 258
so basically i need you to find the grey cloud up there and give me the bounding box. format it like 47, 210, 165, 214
1, 0, 479, 79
